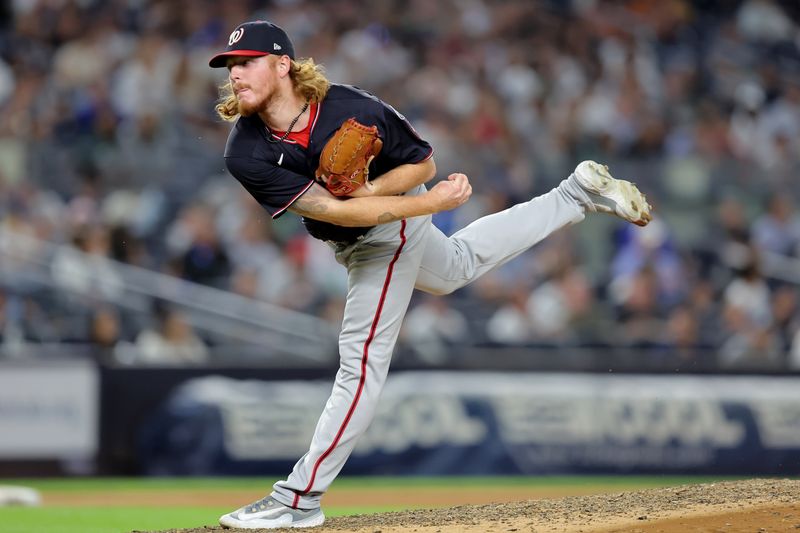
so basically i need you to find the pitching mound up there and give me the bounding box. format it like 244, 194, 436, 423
154, 479, 799, 533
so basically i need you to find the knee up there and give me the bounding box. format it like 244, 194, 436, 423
435, 285, 458, 296
418, 284, 458, 296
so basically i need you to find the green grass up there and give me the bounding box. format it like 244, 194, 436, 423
0, 475, 747, 533
1, 506, 409, 533
0, 506, 227, 533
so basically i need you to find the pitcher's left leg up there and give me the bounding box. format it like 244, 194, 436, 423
414, 184, 584, 296
414, 161, 651, 296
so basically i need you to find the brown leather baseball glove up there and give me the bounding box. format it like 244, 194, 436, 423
316, 118, 383, 197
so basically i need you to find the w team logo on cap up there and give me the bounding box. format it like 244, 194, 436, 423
209, 20, 296, 68
228, 28, 244, 46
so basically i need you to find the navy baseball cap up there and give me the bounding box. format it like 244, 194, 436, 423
209, 21, 295, 68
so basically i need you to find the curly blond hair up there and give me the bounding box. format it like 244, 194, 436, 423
215, 57, 330, 122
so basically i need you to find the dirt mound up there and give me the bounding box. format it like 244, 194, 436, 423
150, 478, 800, 533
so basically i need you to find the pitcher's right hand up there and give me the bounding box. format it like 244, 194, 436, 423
428, 173, 472, 212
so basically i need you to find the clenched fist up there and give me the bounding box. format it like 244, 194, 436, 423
428, 173, 472, 211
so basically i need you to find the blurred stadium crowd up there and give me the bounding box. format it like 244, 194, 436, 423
1, 0, 800, 370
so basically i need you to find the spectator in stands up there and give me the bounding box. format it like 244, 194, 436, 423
87, 305, 125, 363
613, 266, 666, 347
752, 193, 800, 257
736, 0, 796, 44
401, 295, 469, 363
771, 284, 799, 352
1, 0, 800, 369
723, 255, 772, 328
526, 263, 595, 343
0, 288, 13, 349
226, 209, 294, 304
719, 256, 783, 369
789, 325, 800, 370
719, 305, 783, 369
686, 278, 724, 348
610, 218, 686, 310
124, 302, 209, 365
659, 305, 713, 366
167, 203, 231, 288
486, 288, 535, 345
50, 224, 123, 299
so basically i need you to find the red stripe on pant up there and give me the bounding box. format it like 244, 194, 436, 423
293, 220, 407, 508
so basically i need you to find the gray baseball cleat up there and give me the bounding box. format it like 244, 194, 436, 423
219, 495, 325, 529
572, 160, 653, 227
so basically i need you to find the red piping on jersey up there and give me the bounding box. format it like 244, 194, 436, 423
270, 101, 324, 217
418, 147, 434, 162
309, 101, 322, 136
293, 219, 407, 508
273, 180, 315, 218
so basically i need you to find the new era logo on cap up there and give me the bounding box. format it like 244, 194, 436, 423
209, 20, 295, 68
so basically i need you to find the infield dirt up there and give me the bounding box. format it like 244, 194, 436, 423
138, 478, 799, 533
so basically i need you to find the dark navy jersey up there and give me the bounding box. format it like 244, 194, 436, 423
224, 84, 433, 243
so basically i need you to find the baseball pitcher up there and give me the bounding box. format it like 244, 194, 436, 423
208, 20, 652, 529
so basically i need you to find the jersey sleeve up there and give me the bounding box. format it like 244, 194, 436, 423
225, 156, 314, 219
378, 102, 433, 166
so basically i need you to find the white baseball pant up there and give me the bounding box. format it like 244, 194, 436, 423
272, 181, 584, 509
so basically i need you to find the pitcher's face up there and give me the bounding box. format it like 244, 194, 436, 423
227, 55, 282, 116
